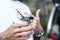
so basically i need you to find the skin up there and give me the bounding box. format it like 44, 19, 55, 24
0, 0, 43, 39
32, 9, 43, 35
25, 9, 43, 35
12, 0, 43, 35
0, 9, 43, 40
0, 21, 33, 40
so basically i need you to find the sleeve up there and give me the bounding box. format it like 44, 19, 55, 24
19, 1, 32, 14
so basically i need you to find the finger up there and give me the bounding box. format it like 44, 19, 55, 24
14, 26, 33, 33
17, 37, 27, 40
11, 21, 28, 28
14, 31, 33, 37
17, 35, 30, 40
31, 9, 40, 24
36, 9, 40, 19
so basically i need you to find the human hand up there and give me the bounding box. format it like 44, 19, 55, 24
0, 21, 33, 40
23, 9, 43, 35
30, 9, 43, 35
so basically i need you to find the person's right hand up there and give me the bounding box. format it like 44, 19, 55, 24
0, 21, 33, 40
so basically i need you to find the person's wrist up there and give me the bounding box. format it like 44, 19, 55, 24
35, 24, 43, 34
34, 28, 44, 38
34, 28, 44, 35
0, 33, 3, 40
33, 31, 44, 40
0, 33, 1, 40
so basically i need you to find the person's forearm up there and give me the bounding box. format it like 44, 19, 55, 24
0, 33, 13, 40
0, 33, 7, 40
0, 33, 2, 40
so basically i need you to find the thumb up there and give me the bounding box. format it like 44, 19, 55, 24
36, 9, 40, 19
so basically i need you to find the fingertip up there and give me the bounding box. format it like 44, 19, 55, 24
36, 9, 41, 18
37, 9, 40, 13
37, 9, 40, 12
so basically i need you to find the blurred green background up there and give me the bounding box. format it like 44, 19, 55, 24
19, 0, 54, 34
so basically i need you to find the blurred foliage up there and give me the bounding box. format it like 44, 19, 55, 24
53, 0, 60, 4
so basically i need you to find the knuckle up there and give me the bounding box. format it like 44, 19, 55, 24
28, 31, 33, 34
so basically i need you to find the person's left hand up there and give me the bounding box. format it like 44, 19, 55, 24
30, 9, 43, 35
24, 9, 43, 35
